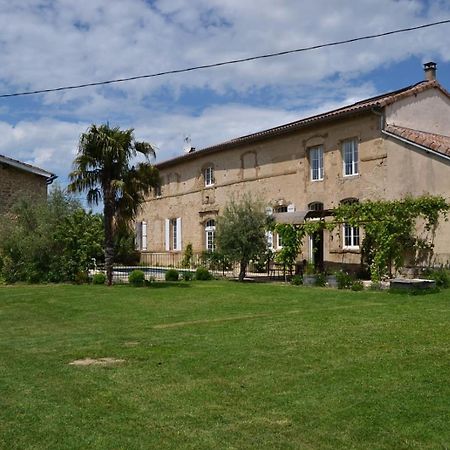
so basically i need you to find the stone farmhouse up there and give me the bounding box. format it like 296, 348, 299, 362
0, 154, 56, 215
136, 62, 450, 270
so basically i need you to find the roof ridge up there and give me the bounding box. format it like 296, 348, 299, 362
156, 80, 446, 169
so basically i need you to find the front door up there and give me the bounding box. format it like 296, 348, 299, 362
309, 231, 324, 271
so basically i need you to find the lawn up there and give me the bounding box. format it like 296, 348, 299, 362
0, 281, 449, 449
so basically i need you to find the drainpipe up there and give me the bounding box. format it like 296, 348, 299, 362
46, 175, 58, 185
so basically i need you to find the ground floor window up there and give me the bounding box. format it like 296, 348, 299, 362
165, 217, 182, 251
343, 223, 360, 248
205, 219, 216, 251
135, 221, 147, 251
341, 198, 360, 249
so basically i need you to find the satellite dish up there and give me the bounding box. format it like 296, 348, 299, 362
183, 135, 195, 153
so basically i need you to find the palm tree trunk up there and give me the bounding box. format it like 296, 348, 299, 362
104, 193, 115, 286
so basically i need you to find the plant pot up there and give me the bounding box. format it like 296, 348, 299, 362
326, 275, 338, 288
303, 274, 316, 286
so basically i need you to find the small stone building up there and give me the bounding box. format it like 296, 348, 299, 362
0, 154, 56, 215
136, 62, 450, 269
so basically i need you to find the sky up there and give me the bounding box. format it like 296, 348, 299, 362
0, 0, 449, 188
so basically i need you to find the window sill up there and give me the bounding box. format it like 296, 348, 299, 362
330, 248, 360, 254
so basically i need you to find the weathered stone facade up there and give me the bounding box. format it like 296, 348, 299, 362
136, 71, 450, 269
0, 157, 55, 215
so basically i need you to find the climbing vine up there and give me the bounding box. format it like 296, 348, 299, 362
334, 195, 449, 281
271, 196, 449, 282
273, 220, 333, 273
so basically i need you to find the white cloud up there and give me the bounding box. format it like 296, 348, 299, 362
0, 119, 88, 177
0, 0, 449, 186
0, 0, 448, 102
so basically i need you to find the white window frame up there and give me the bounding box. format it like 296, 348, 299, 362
310, 145, 324, 181
205, 219, 216, 252
170, 218, 177, 251
343, 139, 359, 177
204, 166, 214, 187
343, 223, 360, 249
165, 218, 182, 251
141, 221, 147, 251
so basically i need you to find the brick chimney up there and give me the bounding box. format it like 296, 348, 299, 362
423, 62, 437, 81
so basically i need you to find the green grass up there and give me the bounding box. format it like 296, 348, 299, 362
0, 281, 449, 449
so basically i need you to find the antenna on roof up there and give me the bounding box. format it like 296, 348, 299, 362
183, 135, 195, 153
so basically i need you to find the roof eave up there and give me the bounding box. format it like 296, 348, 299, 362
0, 155, 56, 180
156, 105, 376, 170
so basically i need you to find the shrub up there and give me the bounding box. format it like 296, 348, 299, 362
315, 272, 326, 287
423, 267, 450, 288
74, 271, 89, 285
291, 275, 303, 285
336, 270, 353, 289
182, 271, 194, 281
165, 269, 179, 281
181, 243, 194, 268
92, 273, 106, 285
351, 280, 364, 291
369, 281, 382, 291
129, 269, 145, 287
195, 267, 213, 280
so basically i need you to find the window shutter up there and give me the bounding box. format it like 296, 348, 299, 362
265, 206, 273, 215
287, 204, 295, 213
165, 219, 170, 251
135, 221, 142, 250
142, 221, 147, 251
176, 217, 182, 251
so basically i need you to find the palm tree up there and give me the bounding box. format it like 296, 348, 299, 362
68, 124, 159, 285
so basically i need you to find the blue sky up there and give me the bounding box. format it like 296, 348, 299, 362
0, 0, 449, 187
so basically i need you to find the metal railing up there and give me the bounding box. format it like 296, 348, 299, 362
90, 252, 287, 283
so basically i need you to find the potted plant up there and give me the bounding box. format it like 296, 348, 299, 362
303, 262, 316, 286
326, 271, 338, 288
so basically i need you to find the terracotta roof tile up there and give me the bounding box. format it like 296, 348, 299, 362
157, 80, 449, 169
385, 124, 450, 156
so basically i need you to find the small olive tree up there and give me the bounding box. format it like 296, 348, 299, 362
215, 195, 269, 281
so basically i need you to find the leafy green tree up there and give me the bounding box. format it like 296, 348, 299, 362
68, 124, 159, 285
216, 195, 268, 281
0, 188, 104, 283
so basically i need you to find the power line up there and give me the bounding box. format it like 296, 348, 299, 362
1, 19, 449, 99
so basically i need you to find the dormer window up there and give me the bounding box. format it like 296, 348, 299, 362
204, 166, 214, 187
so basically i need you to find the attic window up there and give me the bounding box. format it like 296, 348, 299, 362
274, 205, 288, 213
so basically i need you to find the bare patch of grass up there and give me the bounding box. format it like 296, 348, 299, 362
69, 357, 125, 366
